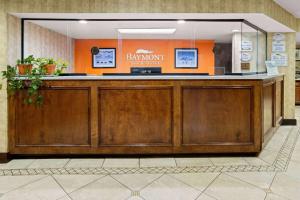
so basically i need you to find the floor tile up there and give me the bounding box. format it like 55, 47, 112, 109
265, 193, 289, 200
64, 159, 104, 168
0, 159, 35, 169
170, 173, 219, 192
258, 149, 278, 164
127, 197, 144, 200
140, 158, 176, 167
0, 175, 46, 193
270, 173, 300, 200
286, 160, 300, 181
205, 174, 266, 200
27, 159, 70, 169
0, 176, 66, 200
111, 174, 162, 191
175, 158, 213, 167
140, 175, 200, 200
53, 175, 104, 193
57, 195, 72, 200
102, 158, 139, 168
196, 193, 217, 200
210, 157, 249, 166
70, 175, 131, 200
243, 157, 270, 165
226, 172, 276, 189
290, 149, 300, 163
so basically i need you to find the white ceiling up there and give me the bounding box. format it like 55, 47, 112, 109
13, 13, 297, 42
26, 20, 253, 42
274, 0, 300, 18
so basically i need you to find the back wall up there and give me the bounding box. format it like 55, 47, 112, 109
74, 39, 215, 75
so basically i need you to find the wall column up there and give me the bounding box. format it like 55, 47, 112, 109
268, 32, 296, 119
0, 0, 8, 155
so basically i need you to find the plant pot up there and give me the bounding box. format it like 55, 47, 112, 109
42, 64, 56, 75
17, 64, 33, 75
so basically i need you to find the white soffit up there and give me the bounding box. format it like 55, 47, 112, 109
274, 0, 300, 18
12, 13, 294, 33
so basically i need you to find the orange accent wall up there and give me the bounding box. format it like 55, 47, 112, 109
74, 39, 215, 75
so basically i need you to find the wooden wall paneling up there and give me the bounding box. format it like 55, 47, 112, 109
252, 81, 263, 150
181, 85, 253, 145
275, 79, 283, 124
173, 82, 182, 149
295, 81, 300, 105
8, 77, 283, 155
90, 86, 99, 147
263, 82, 274, 135
14, 87, 91, 147
98, 86, 173, 146
8, 96, 16, 152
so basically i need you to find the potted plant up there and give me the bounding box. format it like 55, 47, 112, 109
36, 58, 68, 75
16, 55, 35, 75
37, 58, 56, 75
1, 65, 24, 95
54, 59, 68, 75
2, 57, 68, 105
2, 65, 44, 105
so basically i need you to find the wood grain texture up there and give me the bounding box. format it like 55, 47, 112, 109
98, 87, 173, 146
262, 77, 283, 146
263, 83, 273, 135
275, 80, 283, 122
296, 81, 300, 105
15, 88, 91, 146
182, 86, 252, 145
8, 77, 283, 155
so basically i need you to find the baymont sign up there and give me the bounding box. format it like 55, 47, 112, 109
126, 49, 164, 62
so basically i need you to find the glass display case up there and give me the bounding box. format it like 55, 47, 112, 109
22, 19, 267, 75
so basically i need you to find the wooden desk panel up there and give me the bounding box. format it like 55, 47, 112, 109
296, 80, 300, 105
14, 88, 91, 146
182, 86, 252, 145
8, 76, 283, 155
98, 87, 173, 146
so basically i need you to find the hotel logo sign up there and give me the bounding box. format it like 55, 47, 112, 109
126, 49, 164, 65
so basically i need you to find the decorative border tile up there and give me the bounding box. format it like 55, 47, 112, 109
0, 126, 299, 176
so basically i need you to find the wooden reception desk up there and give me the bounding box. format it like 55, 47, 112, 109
8, 74, 283, 155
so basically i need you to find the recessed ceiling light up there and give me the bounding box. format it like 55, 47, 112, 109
118, 28, 176, 34
177, 20, 186, 24
232, 29, 241, 32
79, 20, 88, 24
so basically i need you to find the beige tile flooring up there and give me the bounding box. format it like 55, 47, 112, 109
0, 108, 300, 200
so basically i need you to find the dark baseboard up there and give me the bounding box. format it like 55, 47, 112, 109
0, 153, 10, 163
281, 119, 297, 126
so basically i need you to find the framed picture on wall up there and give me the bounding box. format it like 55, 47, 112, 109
296, 49, 300, 61
92, 48, 116, 68
175, 48, 198, 68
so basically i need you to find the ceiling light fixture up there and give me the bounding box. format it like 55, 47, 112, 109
118, 28, 176, 34
177, 20, 186, 24
79, 20, 88, 24
232, 29, 241, 32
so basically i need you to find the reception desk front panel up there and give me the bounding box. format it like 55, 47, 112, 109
8, 75, 283, 155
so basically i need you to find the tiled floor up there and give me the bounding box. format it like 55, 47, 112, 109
0, 109, 300, 200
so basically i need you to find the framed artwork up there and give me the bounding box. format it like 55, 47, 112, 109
296, 49, 300, 61
92, 48, 116, 68
175, 48, 198, 68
